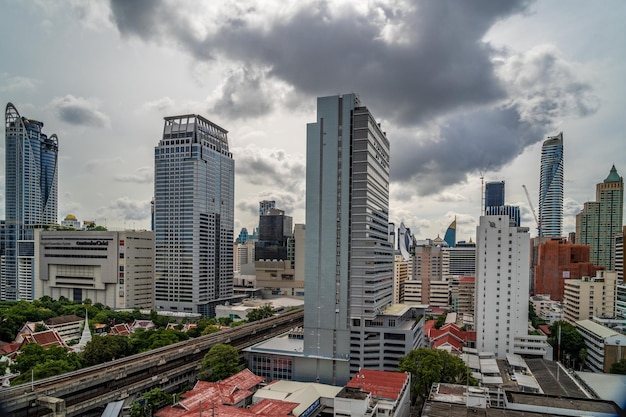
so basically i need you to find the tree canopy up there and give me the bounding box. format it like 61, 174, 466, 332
399, 348, 476, 403
199, 344, 240, 381
548, 321, 585, 365
246, 306, 274, 322
610, 358, 626, 374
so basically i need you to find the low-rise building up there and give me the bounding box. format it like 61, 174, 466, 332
575, 319, 626, 373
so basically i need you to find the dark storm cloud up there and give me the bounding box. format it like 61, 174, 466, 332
108, 0, 598, 195
234, 146, 305, 190
49, 95, 110, 128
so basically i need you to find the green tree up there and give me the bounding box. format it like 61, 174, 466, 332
129, 388, 173, 417
81, 335, 133, 366
246, 306, 274, 322
434, 314, 447, 329
610, 358, 626, 374
548, 321, 585, 363
12, 344, 82, 385
399, 348, 476, 403
199, 344, 240, 381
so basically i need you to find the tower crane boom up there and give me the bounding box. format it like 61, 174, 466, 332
522, 184, 540, 235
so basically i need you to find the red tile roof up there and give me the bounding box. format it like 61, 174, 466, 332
346, 369, 409, 401
156, 402, 292, 417
109, 323, 132, 336
432, 335, 463, 352
538, 324, 551, 336
45, 315, 83, 326
459, 276, 475, 283
249, 398, 298, 415
24, 330, 68, 349
155, 369, 266, 417
0, 342, 21, 356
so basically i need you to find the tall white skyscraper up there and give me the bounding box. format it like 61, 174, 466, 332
3, 103, 58, 301
475, 215, 550, 358
153, 114, 234, 317
538, 132, 563, 237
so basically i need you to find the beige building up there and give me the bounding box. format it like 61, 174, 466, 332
564, 270, 617, 323
393, 254, 409, 303
34, 230, 154, 309
575, 319, 626, 372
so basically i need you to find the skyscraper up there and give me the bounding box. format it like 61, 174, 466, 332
303, 94, 417, 384
153, 114, 234, 317
485, 181, 505, 210
443, 218, 456, 248
2, 103, 58, 301
576, 165, 624, 270
538, 132, 563, 237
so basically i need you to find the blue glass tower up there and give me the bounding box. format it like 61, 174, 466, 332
154, 114, 234, 317
539, 132, 563, 237
485, 181, 505, 210
3, 103, 58, 300
444, 218, 456, 248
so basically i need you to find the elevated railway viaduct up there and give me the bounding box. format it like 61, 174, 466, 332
0, 309, 303, 417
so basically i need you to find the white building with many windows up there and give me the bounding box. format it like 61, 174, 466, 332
475, 215, 550, 359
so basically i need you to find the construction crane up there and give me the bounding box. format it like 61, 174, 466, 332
522, 184, 540, 235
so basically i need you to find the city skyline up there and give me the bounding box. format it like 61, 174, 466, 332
0, 1, 625, 241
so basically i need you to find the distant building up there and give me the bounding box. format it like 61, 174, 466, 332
442, 240, 476, 280
60, 214, 81, 229
533, 237, 603, 301
485, 181, 505, 209
393, 254, 409, 304
564, 270, 617, 323
154, 114, 235, 317
538, 132, 564, 237
258, 200, 276, 217
576, 165, 624, 270
235, 227, 249, 244
255, 208, 293, 261
411, 239, 444, 304
484, 205, 520, 227
34, 230, 155, 309
615, 226, 625, 282
443, 218, 456, 248
3, 103, 59, 301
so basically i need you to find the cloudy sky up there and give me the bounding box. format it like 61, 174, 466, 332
1, 0, 624, 241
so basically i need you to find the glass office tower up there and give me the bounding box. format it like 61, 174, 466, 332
153, 114, 234, 317
3, 103, 58, 300
539, 132, 564, 237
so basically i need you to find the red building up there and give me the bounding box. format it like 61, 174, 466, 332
533, 238, 603, 301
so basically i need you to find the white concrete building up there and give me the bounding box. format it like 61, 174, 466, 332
575, 319, 626, 373
475, 215, 550, 359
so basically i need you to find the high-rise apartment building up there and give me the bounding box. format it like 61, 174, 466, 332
442, 240, 476, 280
563, 270, 617, 323
538, 132, 564, 237
475, 215, 549, 359
153, 114, 234, 317
2, 103, 59, 301
576, 165, 624, 270
485, 181, 505, 210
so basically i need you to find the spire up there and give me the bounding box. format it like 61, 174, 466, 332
604, 165, 621, 183
73, 310, 92, 353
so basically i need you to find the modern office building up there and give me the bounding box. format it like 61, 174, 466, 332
2, 103, 59, 301
533, 237, 603, 301
484, 205, 520, 227
563, 271, 617, 323
34, 230, 154, 308
302, 93, 420, 383
475, 215, 549, 359
443, 218, 456, 248
538, 132, 564, 237
255, 208, 293, 261
576, 165, 624, 270
258, 200, 275, 216
485, 181, 505, 210
153, 114, 235, 317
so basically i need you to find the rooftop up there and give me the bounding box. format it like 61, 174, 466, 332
346, 369, 409, 401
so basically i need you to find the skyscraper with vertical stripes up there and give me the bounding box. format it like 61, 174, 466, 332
539, 132, 564, 237
153, 114, 234, 317
2, 103, 58, 301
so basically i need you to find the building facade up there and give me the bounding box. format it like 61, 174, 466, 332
2, 103, 59, 301
34, 230, 154, 308
442, 241, 476, 280
153, 114, 234, 317
485, 181, 505, 210
576, 165, 624, 270
563, 271, 617, 323
538, 132, 564, 237
533, 237, 603, 301
575, 319, 626, 373
475, 215, 549, 359
255, 208, 293, 261
302, 94, 413, 384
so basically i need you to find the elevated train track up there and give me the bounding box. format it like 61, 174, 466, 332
0, 309, 303, 417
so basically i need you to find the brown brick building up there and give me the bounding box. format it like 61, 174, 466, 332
533, 238, 603, 301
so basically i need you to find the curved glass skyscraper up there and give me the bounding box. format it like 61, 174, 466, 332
3, 103, 59, 300
538, 132, 563, 237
